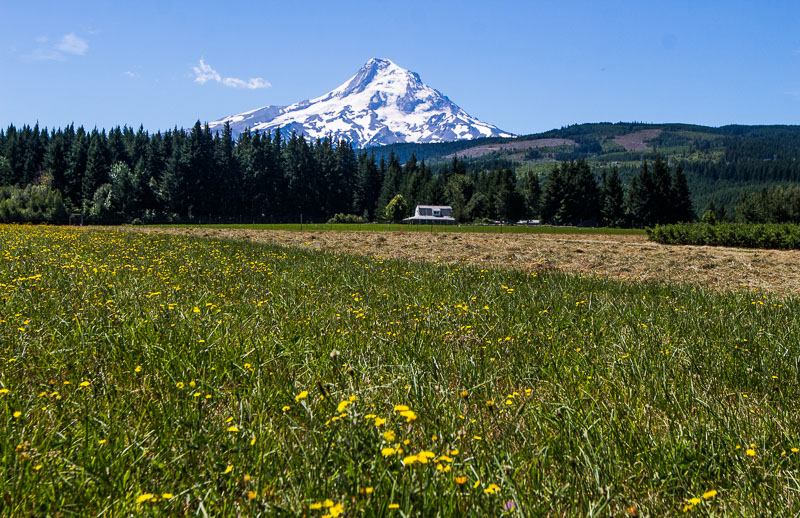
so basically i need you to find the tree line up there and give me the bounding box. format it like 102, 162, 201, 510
1, 122, 693, 226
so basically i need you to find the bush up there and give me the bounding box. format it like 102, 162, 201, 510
383, 194, 408, 222
0, 185, 68, 224
647, 222, 800, 250
327, 213, 365, 224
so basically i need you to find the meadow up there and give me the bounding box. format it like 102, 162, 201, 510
149, 223, 646, 236
1, 225, 799, 516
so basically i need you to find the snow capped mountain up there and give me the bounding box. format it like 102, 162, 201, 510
207, 58, 513, 147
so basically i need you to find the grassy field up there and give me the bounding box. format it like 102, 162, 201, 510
145, 222, 646, 236
2, 225, 799, 516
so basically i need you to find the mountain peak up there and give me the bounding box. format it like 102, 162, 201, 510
208, 59, 513, 147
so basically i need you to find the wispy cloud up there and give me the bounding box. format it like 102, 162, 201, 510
123, 70, 139, 79
55, 33, 88, 56
23, 33, 88, 61
193, 59, 221, 84
192, 58, 271, 89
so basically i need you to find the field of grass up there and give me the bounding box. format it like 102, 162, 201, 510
2, 225, 799, 516
145, 222, 646, 236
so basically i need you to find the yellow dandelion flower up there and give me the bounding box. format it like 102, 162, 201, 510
247, 491, 256, 500
383, 430, 396, 442
223, 464, 233, 474
227, 426, 240, 432
399, 410, 417, 422
162, 493, 174, 499
282, 405, 290, 412
175, 382, 184, 389
295, 390, 308, 402
365, 487, 373, 494
455, 476, 467, 484
393, 404, 409, 412
702, 490, 717, 499
381, 447, 397, 456
388, 503, 400, 509
79, 381, 90, 387
483, 483, 501, 494
136, 493, 154, 503
746, 448, 756, 456
374, 417, 386, 427
134, 365, 142, 373
310, 502, 323, 510
403, 455, 418, 465
13, 411, 22, 418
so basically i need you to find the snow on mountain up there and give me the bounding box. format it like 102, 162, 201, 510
207, 58, 513, 147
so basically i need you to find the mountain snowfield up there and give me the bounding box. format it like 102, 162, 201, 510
207, 58, 513, 147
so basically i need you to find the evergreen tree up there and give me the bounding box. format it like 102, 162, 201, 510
44, 130, 69, 193
376, 151, 402, 215
671, 163, 694, 222
519, 169, 541, 219
600, 166, 626, 227
651, 154, 673, 224
64, 128, 88, 207
626, 159, 655, 227
82, 131, 109, 208
540, 164, 566, 224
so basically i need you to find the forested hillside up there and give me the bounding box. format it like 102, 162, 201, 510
371, 122, 800, 215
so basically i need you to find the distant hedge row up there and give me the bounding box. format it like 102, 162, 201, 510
647, 222, 800, 250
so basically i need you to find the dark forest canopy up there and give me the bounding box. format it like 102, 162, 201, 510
0, 121, 701, 226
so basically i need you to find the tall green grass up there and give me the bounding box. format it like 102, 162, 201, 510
1, 225, 798, 516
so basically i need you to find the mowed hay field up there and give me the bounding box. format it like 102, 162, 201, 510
2, 225, 800, 516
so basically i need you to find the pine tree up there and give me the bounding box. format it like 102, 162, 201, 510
671, 163, 694, 222
651, 154, 673, 224
600, 166, 626, 227
626, 159, 655, 227
82, 131, 109, 208
44, 131, 69, 193
519, 169, 541, 219
541, 164, 566, 224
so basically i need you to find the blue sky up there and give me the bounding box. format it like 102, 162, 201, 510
1, 1, 799, 135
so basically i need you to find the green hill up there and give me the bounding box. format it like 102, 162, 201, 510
369, 123, 800, 213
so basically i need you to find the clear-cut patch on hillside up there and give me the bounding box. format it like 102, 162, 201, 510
612, 129, 663, 151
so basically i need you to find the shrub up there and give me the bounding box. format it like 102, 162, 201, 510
327, 213, 365, 224
0, 185, 68, 224
647, 222, 800, 250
